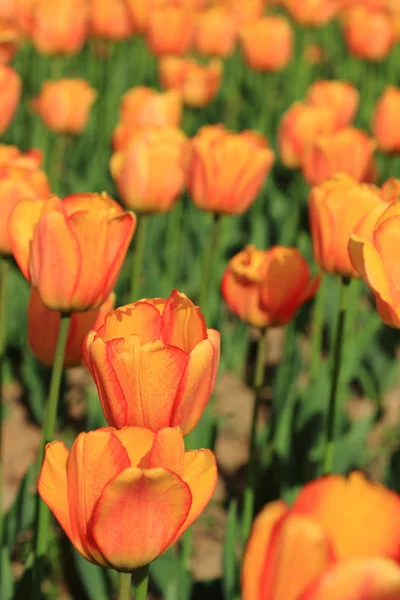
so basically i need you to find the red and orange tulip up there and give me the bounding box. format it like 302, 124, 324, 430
31, 79, 97, 135
29, 0, 88, 55
194, 6, 238, 57
0, 64, 21, 136
39, 426, 217, 569
88, 0, 135, 40
342, 5, 395, 61
306, 80, 359, 129
372, 86, 400, 153
0, 147, 49, 255
187, 125, 274, 214
349, 202, 400, 328
146, 5, 194, 56
221, 245, 320, 328
9, 193, 135, 312
240, 16, 293, 72
83, 290, 220, 435
28, 290, 115, 367
110, 125, 188, 213
242, 472, 400, 600
158, 57, 222, 108
309, 174, 389, 278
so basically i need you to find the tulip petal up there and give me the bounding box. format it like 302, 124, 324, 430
221, 268, 269, 327
175, 448, 217, 539
299, 558, 400, 600
349, 235, 392, 303
67, 429, 130, 564
96, 301, 162, 344
242, 501, 288, 600
292, 472, 400, 561
89, 467, 192, 571
144, 427, 185, 475
373, 214, 400, 302
114, 426, 156, 467
101, 212, 136, 302
260, 513, 334, 600
171, 333, 220, 435
162, 290, 207, 353
8, 198, 44, 280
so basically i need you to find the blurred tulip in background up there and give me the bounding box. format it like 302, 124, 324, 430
158, 57, 222, 107
240, 16, 294, 72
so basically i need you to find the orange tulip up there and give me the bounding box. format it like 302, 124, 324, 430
28, 290, 115, 367
158, 57, 222, 108
301, 127, 376, 187
83, 290, 220, 435
381, 177, 400, 202
29, 0, 88, 56
349, 202, 400, 327
342, 6, 395, 61
88, 0, 135, 40
304, 43, 326, 66
15, 0, 36, 37
9, 193, 136, 312
277, 102, 336, 169
372, 86, 400, 153
281, 0, 338, 26
0, 64, 21, 135
240, 16, 293, 72
146, 5, 194, 56
187, 125, 274, 214
0, 147, 49, 255
306, 80, 359, 129
194, 6, 238, 57
110, 126, 187, 213
219, 0, 266, 24
309, 174, 389, 277
0, 20, 21, 64
39, 426, 217, 569
0, 0, 16, 21
31, 79, 97, 135
242, 472, 400, 600
221, 245, 320, 327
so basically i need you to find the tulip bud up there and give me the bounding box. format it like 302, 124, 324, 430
83, 289, 220, 434
372, 86, 400, 153
110, 126, 188, 213
309, 174, 388, 278
0, 64, 21, 135
301, 127, 376, 187
146, 5, 194, 56
342, 6, 395, 61
281, 0, 338, 26
158, 57, 222, 108
222, 245, 320, 327
306, 80, 359, 129
39, 426, 217, 570
194, 6, 238, 57
9, 193, 136, 312
88, 0, 135, 40
277, 102, 336, 169
187, 125, 274, 214
31, 79, 97, 135
30, 0, 88, 56
240, 16, 294, 72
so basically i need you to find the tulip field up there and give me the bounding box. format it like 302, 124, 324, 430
3, 1, 400, 600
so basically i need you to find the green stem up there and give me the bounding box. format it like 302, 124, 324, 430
310, 274, 325, 380
32, 314, 71, 597
322, 277, 351, 475
198, 213, 221, 318
50, 134, 68, 195
242, 328, 267, 543
129, 215, 148, 303
134, 565, 149, 600
180, 527, 192, 570
0, 257, 9, 547
119, 572, 132, 600
165, 201, 183, 292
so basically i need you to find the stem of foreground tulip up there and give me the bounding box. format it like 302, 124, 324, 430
310, 274, 325, 380
242, 328, 267, 543
32, 314, 71, 596
133, 565, 149, 600
198, 213, 221, 318
0, 257, 9, 547
118, 573, 132, 600
129, 215, 148, 303
322, 277, 351, 475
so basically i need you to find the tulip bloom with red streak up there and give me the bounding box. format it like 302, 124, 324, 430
306, 80, 359, 129
349, 202, 400, 328
372, 86, 400, 153
187, 125, 274, 214
242, 472, 400, 600
83, 290, 220, 435
221, 245, 320, 328
342, 6, 395, 61
39, 426, 217, 569
0, 65, 21, 135
158, 57, 222, 108
9, 193, 136, 313
309, 174, 390, 278
0, 147, 49, 255
146, 5, 194, 56
277, 102, 336, 169
88, 0, 135, 40
31, 79, 97, 136
240, 16, 293, 72
29, 290, 115, 367
110, 126, 187, 213
30, 0, 88, 56
194, 6, 238, 57
282, 0, 338, 26
301, 127, 376, 187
